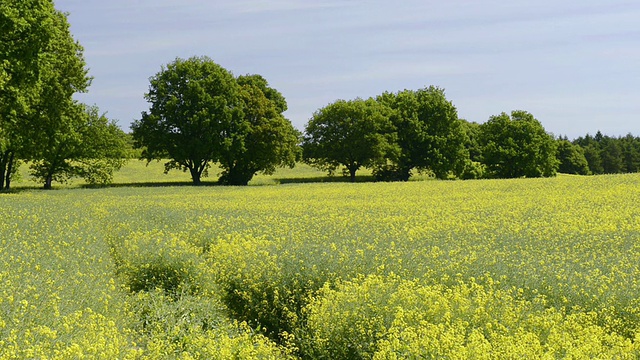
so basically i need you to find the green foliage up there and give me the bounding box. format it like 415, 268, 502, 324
4, 175, 640, 357
583, 142, 604, 174
573, 132, 640, 175
460, 159, 486, 180
460, 119, 483, 163
29, 104, 128, 188
479, 110, 558, 178
0, 0, 90, 190
375, 86, 468, 180
302, 98, 394, 182
556, 139, 590, 175
131, 56, 242, 185
132, 58, 299, 186
217, 74, 300, 185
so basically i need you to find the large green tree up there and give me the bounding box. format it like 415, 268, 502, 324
132, 58, 299, 185
0, 0, 96, 190
30, 104, 128, 189
26, 8, 95, 189
302, 98, 394, 182
376, 86, 468, 180
131, 56, 242, 185
0, 0, 61, 190
479, 110, 558, 178
216, 74, 299, 185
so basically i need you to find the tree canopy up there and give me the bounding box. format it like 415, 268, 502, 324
479, 110, 558, 178
131, 56, 241, 185
132, 57, 299, 185
1, 0, 61, 190
217, 74, 299, 185
30, 104, 128, 188
376, 86, 468, 180
302, 98, 393, 182
556, 139, 590, 175
0, 0, 98, 190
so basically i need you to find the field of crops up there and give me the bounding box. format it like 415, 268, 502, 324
2, 166, 640, 358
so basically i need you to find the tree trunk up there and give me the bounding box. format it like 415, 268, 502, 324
5, 151, 14, 190
349, 166, 357, 183
189, 166, 202, 185
44, 174, 53, 190
0, 151, 7, 191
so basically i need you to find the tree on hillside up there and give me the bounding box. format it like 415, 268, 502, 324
216, 74, 300, 185
30, 104, 128, 188
556, 139, 590, 175
302, 98, 394, 182
131, 56, 242, 185
376, 86, 468, 180
479, 110, 558, 178
0, 0, 64, 190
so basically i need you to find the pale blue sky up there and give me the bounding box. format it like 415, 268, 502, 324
57, 0, 640, 139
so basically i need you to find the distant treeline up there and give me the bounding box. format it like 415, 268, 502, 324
3, 0, 638, 190
462, 120, 640, 178
301, 95, 640, 182
570, 132, 640, 175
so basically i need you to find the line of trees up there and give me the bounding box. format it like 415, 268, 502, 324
570, 132, 640, 175
302, 91, 560, 182
0, 0, 128, 190
4, 3, 640, 190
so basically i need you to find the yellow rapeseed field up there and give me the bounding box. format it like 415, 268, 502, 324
2, 170, 640, 358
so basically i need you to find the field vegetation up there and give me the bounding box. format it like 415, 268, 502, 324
2, 162, 640, 358
3, 3, 640, 358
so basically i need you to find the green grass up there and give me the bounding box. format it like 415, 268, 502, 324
12, 160, 389, 189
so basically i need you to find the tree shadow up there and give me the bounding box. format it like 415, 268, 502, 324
1, 176, 380, 192
0, 186, 44, 194
276, 175, 376, 184
80, 181, 220, 189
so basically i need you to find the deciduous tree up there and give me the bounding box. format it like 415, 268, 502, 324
216, 74, 300, 185
302, 98, 393, 182
30, 104, 128, 188
479, 110, 558, 178
131, 56, 242, 185
376, 86, 468, 180
132, 58, 299, 185
0, 0, 61, 190
556, 139, 590, 175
